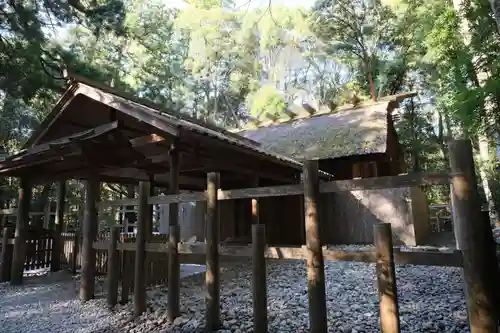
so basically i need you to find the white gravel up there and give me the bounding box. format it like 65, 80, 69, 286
0, 259, 470, 333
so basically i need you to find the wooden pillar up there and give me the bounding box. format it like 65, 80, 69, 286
448, 139, 499, 332
10, 178, 32, 285
51, 181, 66, 272
134, 181, 150, 317
167, 145, 180, 321
303, 160, 327, 333
80, 174, 100, 302
252, 224, 267, 333
120, 250, 131, 304
205, 172, 220, 332
374, 223, 400, 333
107, 226, 120, 308
0, 227, 14, 282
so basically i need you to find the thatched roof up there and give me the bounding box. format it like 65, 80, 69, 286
238, 93, 415, 161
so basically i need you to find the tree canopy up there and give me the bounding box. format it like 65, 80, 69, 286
2, 0, 500, 209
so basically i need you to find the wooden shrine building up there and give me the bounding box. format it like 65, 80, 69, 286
237, 95, 431, 245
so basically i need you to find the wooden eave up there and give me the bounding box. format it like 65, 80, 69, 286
2, 75, 335, 186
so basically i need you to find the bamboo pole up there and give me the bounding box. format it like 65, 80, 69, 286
303, 160, 327, 333
374, 223, 400, 333
205, 172, 221, 331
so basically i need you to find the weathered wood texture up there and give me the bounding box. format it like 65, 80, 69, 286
134, 181, 150, 317
91, 241, 462, 267
205, 172, 221, 332
107, 227, 120, 308
0, 227, 14, 282
144, 172, 450, 205
448, 140, 499, 332
252, 224, 267, 333
51, 181, 66, 272
303, 160, 328, 333
168, 146, 180, 321
11, 178, 32, 285
80, 176, 100, 301
374, 223, 400, 333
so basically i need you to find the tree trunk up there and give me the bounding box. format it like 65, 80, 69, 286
367, 71, 376, 102
452, 0, 500, 223
489, 0, 500, 34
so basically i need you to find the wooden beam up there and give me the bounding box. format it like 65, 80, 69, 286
205, 172, 221, 331
76, 83, 180, 138
374, 223, 400, 333
134, 181, 150, 317
147, 172, 450, 205
10, 178, 31, 285
319, 172, 450, 193
129, 134, 166, 147
80, 173, 100, 301
167, 145, 180, 322
303, 160, 327, 333
448, 139, 499, 332
91, 241, 463, 267
50, 181, 66, 272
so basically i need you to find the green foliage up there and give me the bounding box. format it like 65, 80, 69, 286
248, 84, 287, 119
3, 0, 500, 212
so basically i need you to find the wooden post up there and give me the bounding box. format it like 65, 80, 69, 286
80, 174, 100, 302
0, 227, 14, 282
448, 139, 499, 332
120, 250, 131, 304
51, 181, 66, 272
134, 181, 150, 317
374, 223, 400, 333
167, 145, 180, 321
71, 230, 80, 275
11, 178, 32, 285
205, 172, 221, 332
107, 226, 120, 308
252, 224, 267, 333
303, 160, 327, 333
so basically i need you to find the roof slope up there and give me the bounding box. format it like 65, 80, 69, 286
238, 95, 413, 161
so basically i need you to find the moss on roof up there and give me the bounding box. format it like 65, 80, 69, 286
238, 102, 390, 160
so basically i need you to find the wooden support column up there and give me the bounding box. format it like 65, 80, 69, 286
51, 181, 66, 272
374, 223, 400, 333
107, 226, 120, 309
0, 227, 14, 282
167, 145, 180, 321
134, 181, 150, 317
448, 139, 499, 332
10, 178, 32, 285
205, 172, 221, 332
80, 174, 100, 302
252, 224, 268, 333
303, 160, 327, 333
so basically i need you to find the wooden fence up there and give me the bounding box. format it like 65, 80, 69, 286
0, 139, 498, 333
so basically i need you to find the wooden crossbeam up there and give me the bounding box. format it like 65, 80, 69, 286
90, 241, 463, 267
145, 172, 451, 204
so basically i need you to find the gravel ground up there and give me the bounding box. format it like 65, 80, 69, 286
0, 260, 469, 333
